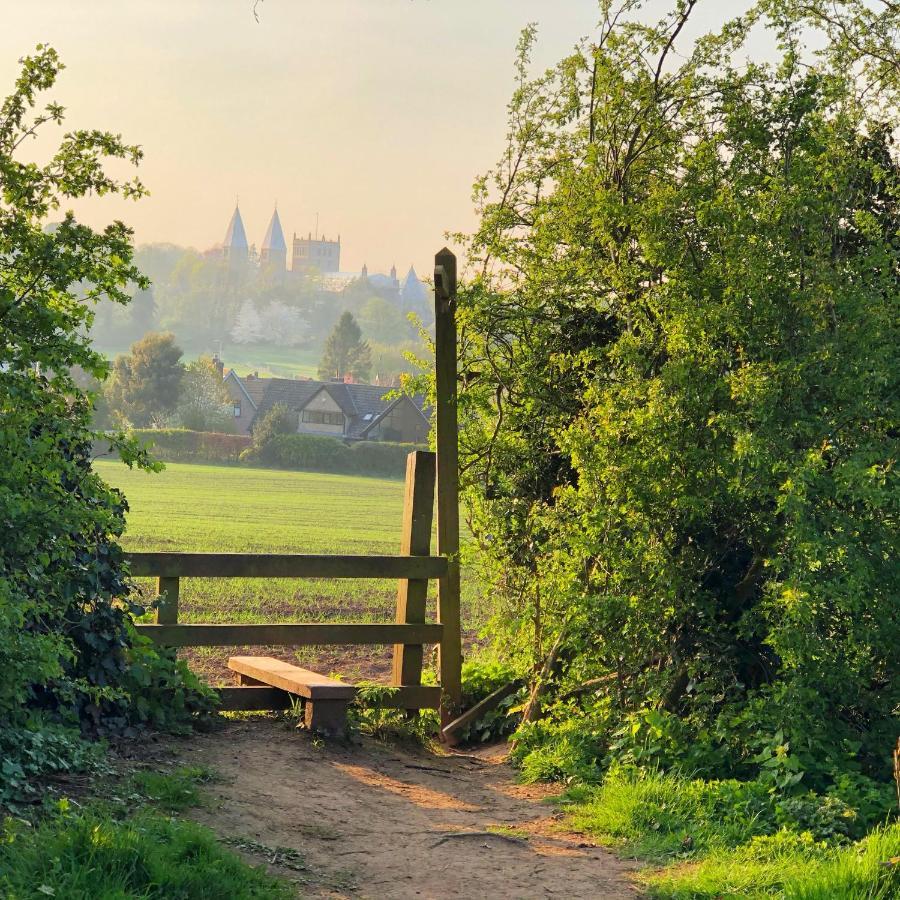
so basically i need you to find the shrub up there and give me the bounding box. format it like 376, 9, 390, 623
456, 659, 526, 744
132, 429, 250, 463
257, 433, 353, 471
251, 403, 295, 448
348, 441, 425, 477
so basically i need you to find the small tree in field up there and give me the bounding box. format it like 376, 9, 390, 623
318, 311, 372, 381
251, 402, 296, 448
107, 331, 184, 426
174, 355, 233, 432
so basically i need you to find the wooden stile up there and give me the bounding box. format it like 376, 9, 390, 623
391, 451, 437, 694
124, 247, 464, 722
434, 247, 463, 720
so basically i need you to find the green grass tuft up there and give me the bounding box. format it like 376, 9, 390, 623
131, 766, 215, 812
0, 805, 292, 898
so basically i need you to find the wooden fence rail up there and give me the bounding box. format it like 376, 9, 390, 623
127, 553, 447, 580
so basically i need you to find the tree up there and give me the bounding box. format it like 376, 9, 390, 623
358, 296, 412, 345
318, 311, 372, 381
173, 356, 234, 432
251, 402, 296, 448
0, 46, 210, 789
107, 331, 184, 426
259, 300, 309, 346
455, 2, 899, 785
230, 297, 264, 344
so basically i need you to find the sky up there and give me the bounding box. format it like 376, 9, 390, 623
2, 1, 759, 276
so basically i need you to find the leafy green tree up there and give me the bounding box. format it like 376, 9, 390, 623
318, 311, 372, 381
251, 402, 296, 448
0, 45, 211, 796
173, 356, 234, 432
358, 296, 413, 345
456, 2, 899, 785
107, 331, 184, 426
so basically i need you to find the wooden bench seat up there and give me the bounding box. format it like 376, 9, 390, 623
228, 656, 356, 735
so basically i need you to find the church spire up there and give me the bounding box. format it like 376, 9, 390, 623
260, 207, 287, 273
223, 204, 249, 267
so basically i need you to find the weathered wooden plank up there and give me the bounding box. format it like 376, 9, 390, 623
155, 576, 179, 625
228, 656, 356, 700
215, 684, 441, 711
127, 552, 447, 580
392, 451, 436, 690
134, 622, 443, 647
434, 247, 462, 719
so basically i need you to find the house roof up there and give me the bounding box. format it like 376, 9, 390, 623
240, 374, 429, 438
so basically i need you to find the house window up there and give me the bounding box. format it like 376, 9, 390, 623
301, 410, 344, 426
233, 402, 241, 417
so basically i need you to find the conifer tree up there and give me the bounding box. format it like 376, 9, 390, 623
317, 311, 372, 381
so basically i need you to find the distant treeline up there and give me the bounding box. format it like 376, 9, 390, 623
94, 429, 425, 479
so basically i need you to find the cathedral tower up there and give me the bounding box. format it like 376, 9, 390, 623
222, 205, 249, 268
260, 207, 287, 273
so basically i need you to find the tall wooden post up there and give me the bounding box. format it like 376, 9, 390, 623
392, 450, 436, 696
434, 247, 462, 723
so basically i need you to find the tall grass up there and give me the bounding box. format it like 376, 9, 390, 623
0, 805, 292, 899
564, 767, 900, 899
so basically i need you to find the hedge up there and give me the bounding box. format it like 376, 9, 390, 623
130, 429, 251, 463
94, 429, 425, 477
241, 434, 426, 478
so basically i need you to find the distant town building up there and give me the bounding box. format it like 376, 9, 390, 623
292, 232, 340, 273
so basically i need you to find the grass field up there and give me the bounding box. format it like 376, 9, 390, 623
96, 341, 320, 379
95, 460, 483, 685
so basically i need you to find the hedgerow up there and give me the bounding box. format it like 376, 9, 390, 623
0, 46, 214, 806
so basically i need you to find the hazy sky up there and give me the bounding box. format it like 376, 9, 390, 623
2, 1, 757, 276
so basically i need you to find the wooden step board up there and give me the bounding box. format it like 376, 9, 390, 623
228, 656, 355, 735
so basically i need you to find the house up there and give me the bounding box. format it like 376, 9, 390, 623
223, 371, 429, 444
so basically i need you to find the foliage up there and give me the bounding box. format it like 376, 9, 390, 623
172, 355, 234, 432
128, 429, 251, 464
0, 803, 293, 899
564, 767, 900, 898
251, 432, 353, 472
350, 682, 438, 744
250, 402, 296, 448
455, 0, 900, 791
455, 659, 526, 744
0, 46, 214, 802
107, 331, 184, 427
318, 311, 372, 381
243, 432, 425, 478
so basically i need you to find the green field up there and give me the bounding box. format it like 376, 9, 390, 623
96, 460, 482, 685
96, 342, 320, 379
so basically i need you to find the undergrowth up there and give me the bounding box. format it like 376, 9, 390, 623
0, 801, 292, 899
560, 766, 899, 899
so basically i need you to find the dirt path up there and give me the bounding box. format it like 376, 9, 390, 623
169, 718, 640, 899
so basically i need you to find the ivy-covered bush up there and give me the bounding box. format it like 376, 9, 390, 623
0, 47, 214, 804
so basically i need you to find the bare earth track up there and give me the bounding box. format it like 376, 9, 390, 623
166, 717, 640, 899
